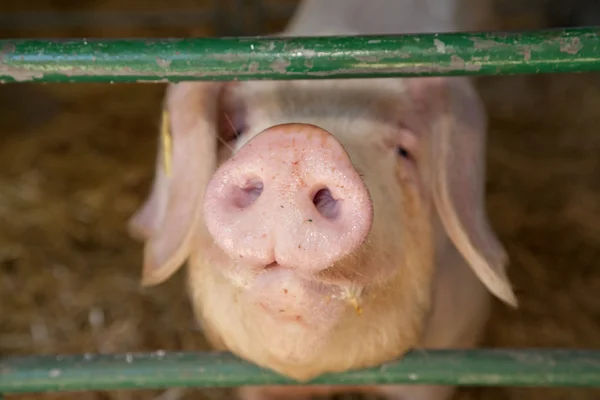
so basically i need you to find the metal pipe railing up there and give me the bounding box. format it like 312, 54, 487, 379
0, 28, 599, 83
2, 349, 600, 394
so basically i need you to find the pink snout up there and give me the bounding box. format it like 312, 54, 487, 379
203, 123, 373, 273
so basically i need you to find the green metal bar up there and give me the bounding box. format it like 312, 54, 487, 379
2, 349, 600, 394
0, 28, 599, 83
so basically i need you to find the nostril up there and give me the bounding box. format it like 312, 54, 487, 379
312, 188, 340, 220
232, 178, 263, 209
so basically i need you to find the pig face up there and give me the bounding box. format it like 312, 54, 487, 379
128, 76, 516, 381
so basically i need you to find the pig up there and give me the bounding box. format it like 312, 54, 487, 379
128, 0, 518, 399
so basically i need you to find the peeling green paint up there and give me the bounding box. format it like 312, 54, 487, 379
0, 28, 598, 83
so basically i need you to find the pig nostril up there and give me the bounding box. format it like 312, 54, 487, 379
312, 188, 339, 219
232, 178, 263, 209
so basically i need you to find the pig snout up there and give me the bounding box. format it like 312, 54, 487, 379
203, 123, 373, 274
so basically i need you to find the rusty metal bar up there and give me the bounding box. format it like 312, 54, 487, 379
2, 349, 600, 394
0, 27, 598, 83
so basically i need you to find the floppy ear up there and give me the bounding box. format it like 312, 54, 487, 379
408, 76, 518, 307
128, 81, 222, 287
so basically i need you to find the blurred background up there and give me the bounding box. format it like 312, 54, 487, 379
0, 0, 599, 399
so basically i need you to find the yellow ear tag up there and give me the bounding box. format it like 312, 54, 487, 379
161, 109, 173, 177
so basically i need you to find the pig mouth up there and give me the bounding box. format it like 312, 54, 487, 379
219, 258, 364, 321
221, 258, 362, 294
256, 261, 348, 292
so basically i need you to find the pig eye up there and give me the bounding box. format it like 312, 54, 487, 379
229, 122, 247, 140
396, 146, 410, 159
234, 121, 247, 138
221, 111, 247, 141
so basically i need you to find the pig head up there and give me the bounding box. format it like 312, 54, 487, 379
128, 73, 516, 384
128, 2, 516, 395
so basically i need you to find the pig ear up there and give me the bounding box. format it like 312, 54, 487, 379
408, 77, 518, 308
128, 82, 222, 287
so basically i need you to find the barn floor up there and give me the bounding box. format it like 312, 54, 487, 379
1, 1, 599, 399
